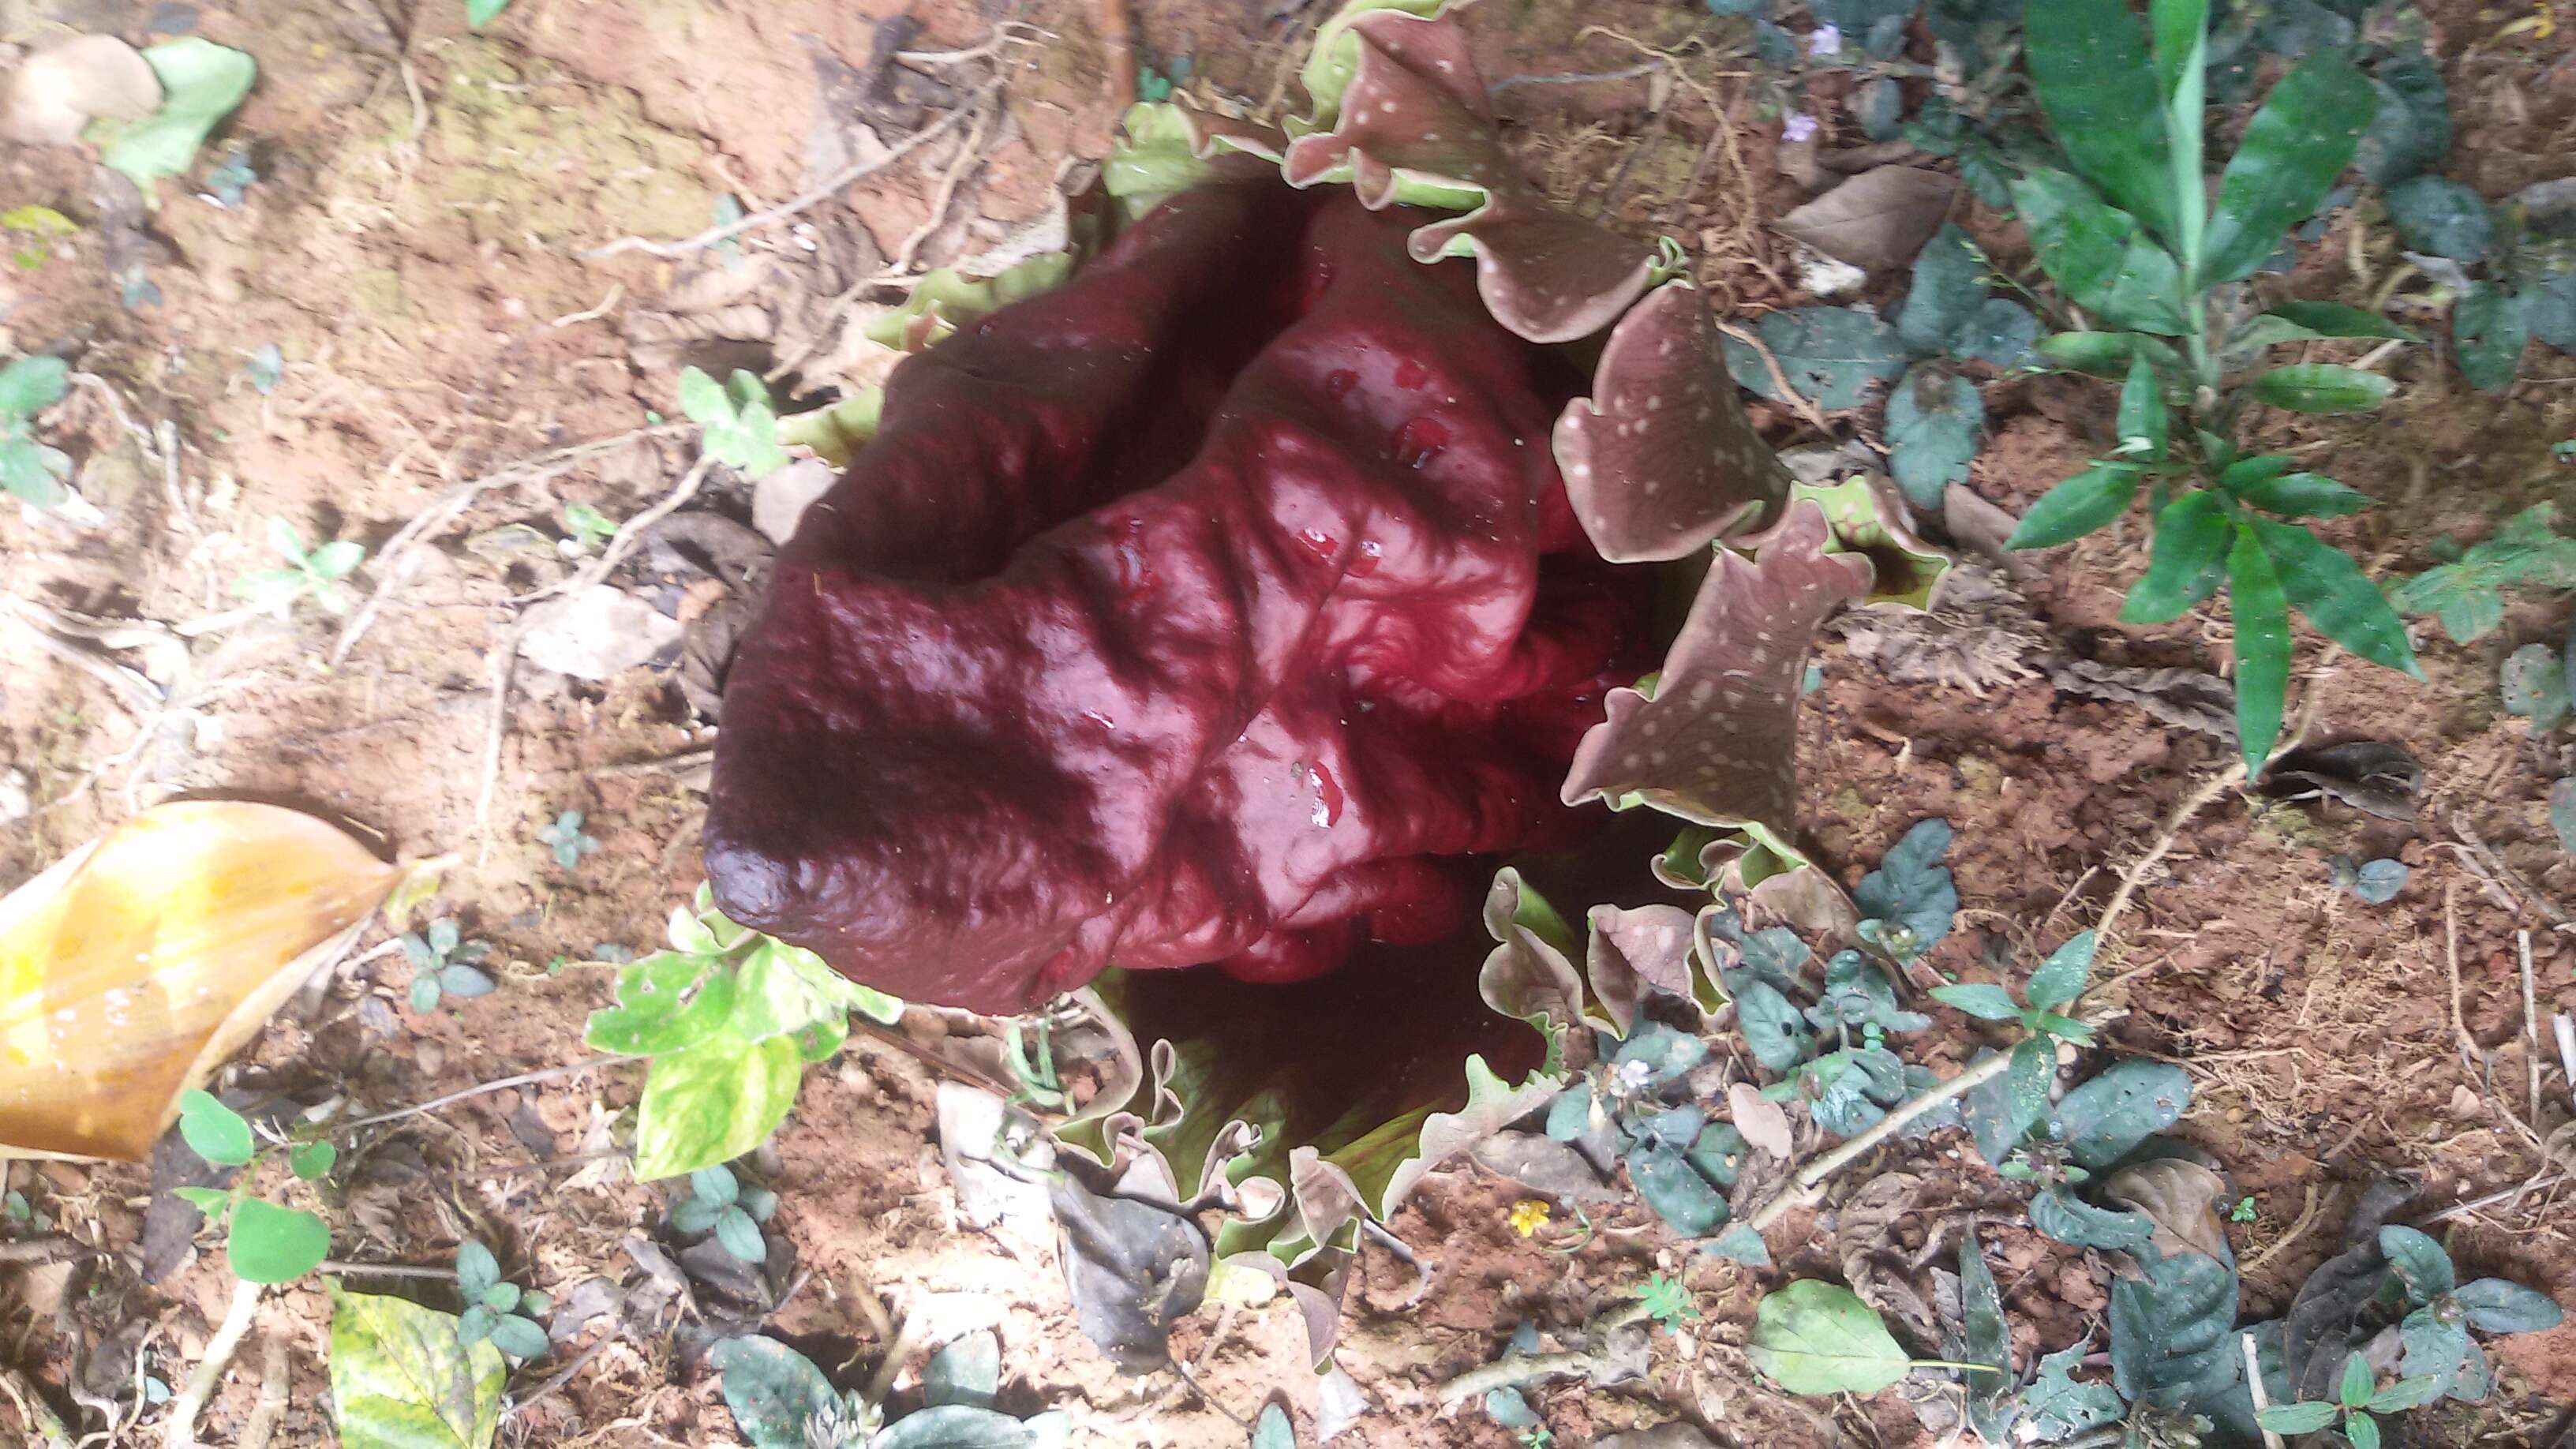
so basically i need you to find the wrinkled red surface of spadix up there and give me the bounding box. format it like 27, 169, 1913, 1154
705, 185, 1656, 1013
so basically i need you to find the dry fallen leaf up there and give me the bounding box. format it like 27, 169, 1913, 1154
0, 801, 406, 1160
2103, 1158, 2232, 1262
1729, 1081, 1794, 1159
1775, 166, 1960, 273
516, 585, 684, 680
5, 36, 162, 146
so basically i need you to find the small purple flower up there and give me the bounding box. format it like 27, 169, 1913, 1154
1809, 23, 1844, 57
1782, 110, 1819, 144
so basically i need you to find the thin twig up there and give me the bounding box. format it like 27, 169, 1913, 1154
235, 1343, 287, 1449
507, 1332, 618, 1421
2095, 762, 2246, 955
863, 1304, 922, 1410
2523, 930, 2545, 1129
1488, 61, 1663, 96
339, 1057, 631, 1131
1747, 1045, 2027, 1233
2244, 1333, 2286, 1449
891, 95, 1000, 274
1712, 318, 1833, 434
1099, 0, 1137, 111
2448, 878, 2480, 1076
584, 95, 996, 260
2424, 1171, 2574, 1225
2240, 1184, 2327, 1277
164, 1278, 260, 1449
513, 455, 715, 607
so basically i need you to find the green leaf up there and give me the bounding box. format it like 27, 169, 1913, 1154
2031, 1185, 2157, 1249
2147, 0, 2209, 99
2246, 519, 2417, 678
1930, 983, 2023, 1020
2256, 1402, 2339, 1434
328, 1283, 505, 1449
2454, 282, 2529, 393
925, 1331, 1002, 1410
2201, 52, 2376, 284
0, 439, 67, 508
2357, 51, 2448, 185
2109, 1247, 2241, 1410
485, 1314, 549, 1361
1627, 1142, 1727, 1235
2236, 470, 2368, 519
2386, 175, 2494, 263
2240, 301, 2417, 345
582, 951, 740, 1056
2230, 528, 2290, 773
95, 40, 258, 189
632, 1030, 805, 1181
1851, 818, 1957, 959
2026, 931, 2098, 1009
711, 1336, 834, 1449
2121, 492, 2231, 622
2008, 464, 2140, 549
2010, 171, 2189, 334
1897, 225, 1990, 356
1724, 308, 1909, 410
1705, 1222, 1771, 1266
2038, 330, 2182, 376
2373, 1224, 2457, 1305
482, 1282, 520, 1315
2249, 363, 2394, 413
1885, 364, 1983, 509
2025, 1342, 2126, 1437
467, 0, 512, 27
2368, 1373, 2444, 1413
227, 1199, 331, 1283
1747, 1280, 1912, 1395
729, 941, 856, 1043
2115, 354, 2168, 459
2338, 1350, 2376, 1407
1732, 979, 1815, 1073
874, 1406, 1036, 1448
455, 1241, 500, 1302
2051, 1058, 2193, 1168
173, 1185, 234, 1219
2025, 0, 2180, 245
2500, 644, 2567, 728
676, 367, 732, 427
307, 540, 366, 580
2454, 1277, 2563, 1334
2398, 1306, 2473, 1399
0, 354, 69, 418
691, 1164, 740, 1205
1951, 298, 2041, 369
178, 1088, 256, 1166
2347, 1409, 2383, 1449
1252, 1402, 1296, 1449
1958, 1235, 2011, 1417
715, 1205, 768, 1263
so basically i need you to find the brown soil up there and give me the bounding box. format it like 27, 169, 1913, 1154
3, 0, 2574, 1446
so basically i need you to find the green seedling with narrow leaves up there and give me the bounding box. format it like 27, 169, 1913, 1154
170, 1091, 333, 1284
401, 916, 496, 1013
538, 808, 600, 870
235, 517, 366, 618
584, 884, 903, 1179
672, 1163, 778, 1264
455, 1239, 552, 1361
0, 354, 73, 508
678, 365, 790, 476
2006, 0, 2422, 775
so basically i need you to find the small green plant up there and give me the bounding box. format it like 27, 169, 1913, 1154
399, 917, 496, 1012
672, 1163, 777, 1264
583, 885, 904, 1179
2389, 504, 2576, 643
455, 1239, 552, 1360
537, 809, 601, 870
235, 517, 366, 617
2379, 174, 2576, 392
170, 1090, 333, 1284
2328, 855, 2409, 904
2004, 0, 2423, 774
1638, 1273, 1700, 1332
710, 1330, 1065, 1449
2256, 1354, 2441, 1449
560, 501, 617, 554
0, 354, 72, 508
2230, 1195, 2260, 1224
678, 365, 789, 475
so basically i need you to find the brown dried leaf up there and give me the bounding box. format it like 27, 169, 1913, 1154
1729, 1082, 1793, 1159
5, 36, 160, 146
2102, 1158, 2232, 1263
1775, 167, 1960, 273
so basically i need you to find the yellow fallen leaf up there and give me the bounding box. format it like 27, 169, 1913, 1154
0, 802, 406, 1161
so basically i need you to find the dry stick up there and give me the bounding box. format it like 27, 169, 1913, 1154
2425, 1171, 2574, 1225
1099, 0, 1137, 111
235, 1342, 288, 1449
507, 1332, 619, 1421
1748, 763, 2240, 1234
585, 100, 994, 261
863, 1305, 923, 1410
1432, 1300, 1653, 1406
316, 1260, 459, 1281
339, 1057, 632, 1132
164, 1278, 260, 1449
2244, 1333, 2287, 1449
2447, 879, 2481, 1076
2522, 930, 2544, 1129
1711, 318, 1834, 435
889, 94, 1001, 275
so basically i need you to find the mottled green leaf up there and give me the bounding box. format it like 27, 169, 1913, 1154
1726, 308, 1910, 410
1898, 225, 1990, 355
2011, 171, 2189, 334
2387, 175, 2494, 262
711, 1336, 836, 1449
2454, 1277, 2563, 1334
1930, 984, 2023, 1020
1885, 364, 1983, 509
632, 1030, 804, 1181
328, 1284, 505, 1449
2025, 931, 2098, 1010
2052, 1058, 2193, 1168
0, 355, 69, 418
2454, 282, 2529, 393
2256, 1402, 2339, 1434
2031, 1185, 2157, 1249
